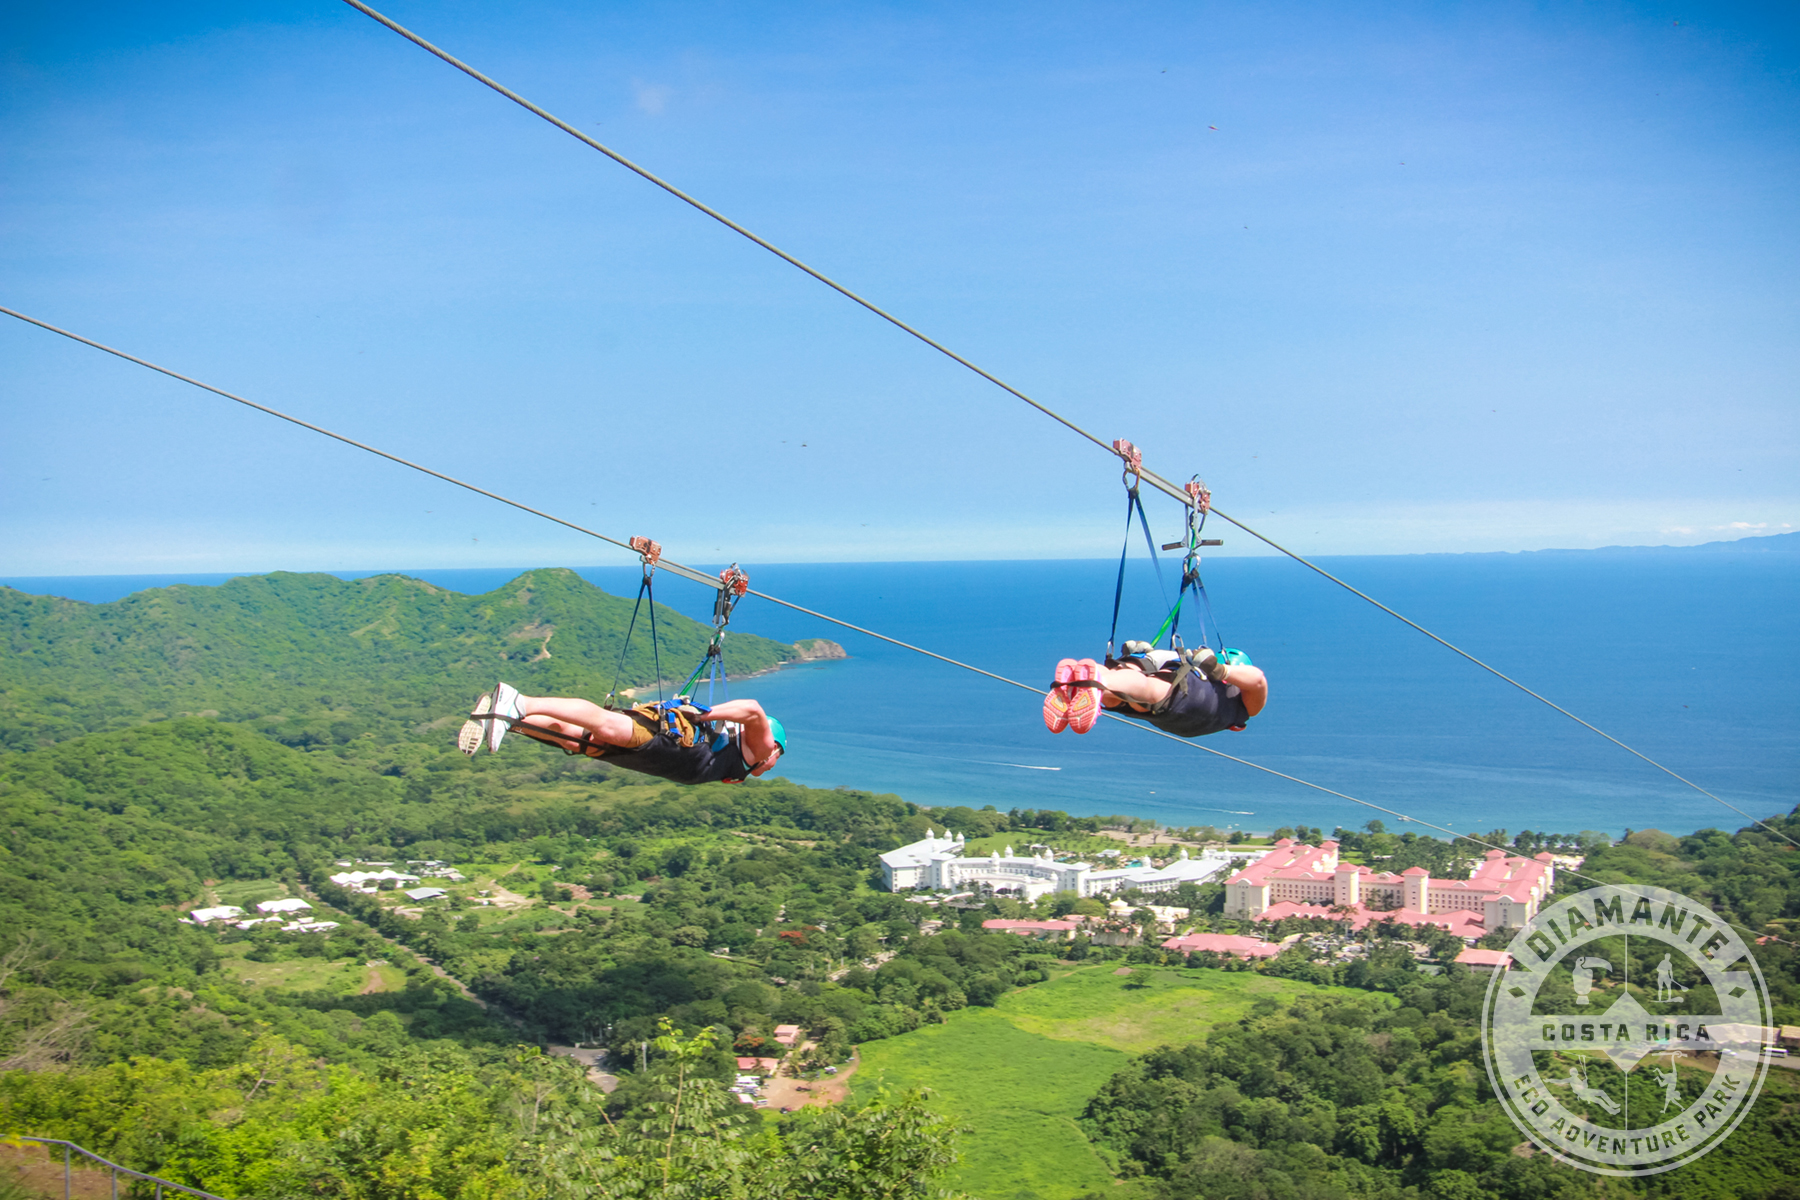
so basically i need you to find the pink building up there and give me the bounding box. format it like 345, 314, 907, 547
1161, 932, 1282, 960
1257, 900, 1487, 941
1222, 839, 1554, 934
1454, 947, 1514, 975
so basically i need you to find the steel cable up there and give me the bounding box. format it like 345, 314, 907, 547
3, 304, 1792, 938
336, 0, 1791, 850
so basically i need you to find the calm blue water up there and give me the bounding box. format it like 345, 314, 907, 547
7, 555, 1796, 840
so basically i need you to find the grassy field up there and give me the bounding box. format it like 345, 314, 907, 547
851, 965, 1385, 1200
210, 877, 291, 908
1000, 964, 1375, 1055
218, 945, 374, 993
216, 943, 408, 994
851, 1009, 1128, 1200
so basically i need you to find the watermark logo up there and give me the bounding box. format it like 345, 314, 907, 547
1481, 884, 1771, 1176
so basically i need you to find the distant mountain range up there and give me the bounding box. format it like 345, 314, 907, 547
1470, 531, 1799, 557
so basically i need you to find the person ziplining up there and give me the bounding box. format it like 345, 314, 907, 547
7, 307, 1788, 861
459, 683, 787, 784
1044, 444, 1269, 739
1046, 643, 1269, 738
455, 548, 787, 785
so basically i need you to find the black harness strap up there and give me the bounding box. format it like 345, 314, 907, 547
1107, 482, 1171, 660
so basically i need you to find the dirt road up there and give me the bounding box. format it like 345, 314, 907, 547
761, 1052, 860, 1110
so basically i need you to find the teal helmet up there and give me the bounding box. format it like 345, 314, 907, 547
768, 717, 788, 753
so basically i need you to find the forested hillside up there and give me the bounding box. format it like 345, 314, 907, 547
3, 573, 1800, 1198
0, 715, 996, 1195
0, 568, 799, 750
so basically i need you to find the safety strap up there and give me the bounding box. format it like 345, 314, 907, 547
606, 537, 666, 705
607, 573, 652, 703
1164, 477, 1224, 653
674, 564, 751, 705
1107, 483, 1171, 659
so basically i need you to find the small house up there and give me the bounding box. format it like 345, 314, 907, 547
188, 906, 246, 925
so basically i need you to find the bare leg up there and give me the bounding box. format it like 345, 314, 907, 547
512, 695, 639, 750
1096, 662, 1268, 717
1095, 664, 1172, 711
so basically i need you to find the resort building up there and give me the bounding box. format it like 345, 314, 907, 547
1084, 847, 1264, 896
1222, 838, 1556, 934
881, 833, 1267, 900
879, 828, 965, 890
879, 830, 1091, 899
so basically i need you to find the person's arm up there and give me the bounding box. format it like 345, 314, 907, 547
695, 699, 780, 768
696, 698, 767, 727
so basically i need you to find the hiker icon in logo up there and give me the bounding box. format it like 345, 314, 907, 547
1480, 883, 1771, 1177
1654, 953, 1685, 1004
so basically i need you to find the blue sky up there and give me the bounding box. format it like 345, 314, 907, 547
3, 0, 1796, 574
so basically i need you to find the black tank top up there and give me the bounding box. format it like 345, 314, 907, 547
609, 729, 751, 785
1112, 674, 1249, 739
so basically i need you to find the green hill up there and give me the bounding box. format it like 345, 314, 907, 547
0, 568, 801, 752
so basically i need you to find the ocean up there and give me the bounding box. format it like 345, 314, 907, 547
7, 553, 1795, 840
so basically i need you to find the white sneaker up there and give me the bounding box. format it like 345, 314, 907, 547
486, 682, 522, 753
457, 693, 491, 756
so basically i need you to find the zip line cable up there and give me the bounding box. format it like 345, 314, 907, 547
3, 305, 1793, 941
0, 304, 1617, 842
338, 0, 1795, 852
335, 0, 1104, 458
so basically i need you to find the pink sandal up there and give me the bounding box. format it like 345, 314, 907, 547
1043, 659, 1077, 733
1068, 659, 1103, 734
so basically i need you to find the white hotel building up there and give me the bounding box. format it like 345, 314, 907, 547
879, 830, 1263, 899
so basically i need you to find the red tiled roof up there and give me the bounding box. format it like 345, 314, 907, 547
1162, 932, 1282, 959
1257, 900, 1486, 939
1456, 948, 1513, 968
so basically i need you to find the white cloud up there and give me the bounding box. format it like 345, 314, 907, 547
632, 80, 672, 116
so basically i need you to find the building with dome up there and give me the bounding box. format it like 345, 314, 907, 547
879, 829, 1091, 899
879, 832, 1264, 900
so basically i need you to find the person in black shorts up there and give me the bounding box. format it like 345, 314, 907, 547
1047, 646, 1267, 738
457, 682, 786, 785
